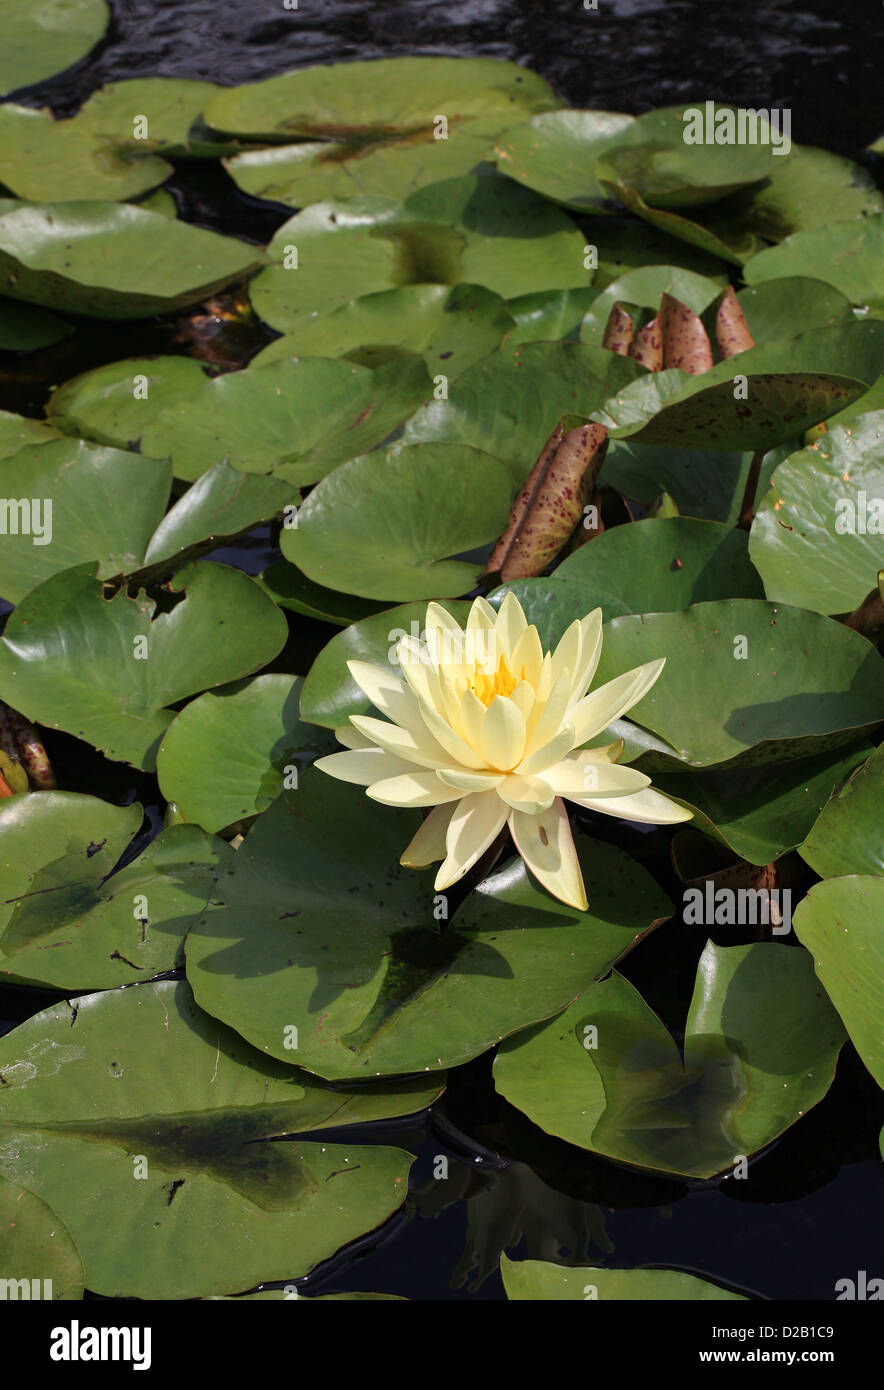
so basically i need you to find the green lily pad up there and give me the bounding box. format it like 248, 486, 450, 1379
654, 742, 872, 864
0, 202, 266, 318
0, 0, 109, 97
494, 942, 846, 1178
0, 297, 73, 351
0, 1178, 84, 1300
493, 109, 642, 211
504, 287, 598, 346
46, 356, 210, 448
579, 264, 725, 345
555, 517, 765, 608
0, 802, 231, 991
749, 414, 884, 614
736, 277, 854, 344
593, 600, 884, 769
793, 876, 884, 1088
401, 340, 644, 484
251, 282, 514, 380
280, 443, 513, 601
139, 354, 432, 485
135, 187, 177, 218
208, 58, 557, 202
0, 979, 436, 1298
0, 560, 288, 770
156, 675, 335, 833
298, 599, 473, 729
0, 408, 61, 458
249, 176, 588, 333
500, 1257, 745, 1300
76, 77, 231, 157
592, 321, 884, 450
599, 172, 764, 267
728, 143, 884, 243
486, 576, 632, 644
800, 743, 884, 878
140, 460, 297, 576
0, 437, 172, 605
185, 772, 673, 1080
743, 214, 884, 310
600, 440, 757, 523
257, 562, 387, 628
0, 103, 172, 202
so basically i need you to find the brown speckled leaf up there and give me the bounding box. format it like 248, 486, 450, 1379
602, 303, 635, 355
484, 420, 609, 582
661, 293, 714, 373
715, 286, 755, 359
628, 314, 662, 371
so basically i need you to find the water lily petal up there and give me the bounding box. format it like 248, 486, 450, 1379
437, 768, 506, 792
539, 753, 651, 799
516, 722, 577, 776
509, 799, 587, 911
400, 802, 457, 868
497, 773, 556, 813
549, 619, 582, 696
570, 609, 604, 701
494, 591, 528, 659
347, 659, 425, 733
480, 695, 527, 771
349, 713, 452, 769
367, 771, 465, 807
569, 659, 666, 744
419, 700, 489, 770
509, 624, 543, 688
314, 748, 417, 785
335, 724, 376, 750
573, 786, 694, 824
523, 669, 572, 756
435, 791, 508, 890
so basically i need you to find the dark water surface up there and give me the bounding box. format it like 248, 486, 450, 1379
2, 0, 883, 1302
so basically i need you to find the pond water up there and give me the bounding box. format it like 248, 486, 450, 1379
1, 0, 882, 1303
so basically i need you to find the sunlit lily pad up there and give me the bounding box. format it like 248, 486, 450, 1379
139, 355, 432, 484
593, 600, 884, 769
0, 0, 109, 96
401, 340, 644, 483
793, 876, 884, 1088
592, 321, 884, 450
494, 943, 846, 1177
209, 58, 558, 202
185, 773, 673, 1080
501, 1256, 745, 1300
0, 561, 288, 770
0, 408, 61, 458
0, 202, 265, 318
0, 1178, 84, 1300
743, 214, 884, 310
736, 277, 853, 343
0, 103, 172, 202
493, 109, 641, 211
750, 414, 884, 615
281, 443, 513, 600
157, 675, 334, 833
504, 287, 598, 346
0, 792, 231, 990
76, 77, 232, 157
46, 356, 210, 448
800, 743, 884, 878
0, 980, 436, 1297
257, 562, 387, 628
251, 282, 514, 379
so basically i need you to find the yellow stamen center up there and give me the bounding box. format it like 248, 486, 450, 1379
470, 654, 524, 707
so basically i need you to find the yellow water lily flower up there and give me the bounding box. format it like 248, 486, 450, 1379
314, 593, 692, 911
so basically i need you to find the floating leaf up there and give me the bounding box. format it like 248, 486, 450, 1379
251, 282, 514, 380
500, 1257, 745, 1301
593, 600, 884, 769
493, 109, 642, 211
743, 214, 884, 310
0, 1179, 84, 1301
0, 297, 73, 351
139, 355, 432, 485
592, 321, 884, 450
504, 287, 597, 346
0, 980, 435, 1297
736, 277, 853, 344
0, 0, 109, 96
0, 409, 61, 458
250, 177, 588, 334
749, 414, 884, 614
76, 77, 231, 157
494, 943, 845, 1177
257, 562, 387, 628
401, 340, 643, 484
157, 675, 334, 833
793, 876, 884, 1088
185, 775, 673, 1080
281, 443, 513, 601
0, 103, 172, 202
0, 561, 288, 770
46, 356, 210, 448
800, 743, 884, 878
0, 203, 265, 318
